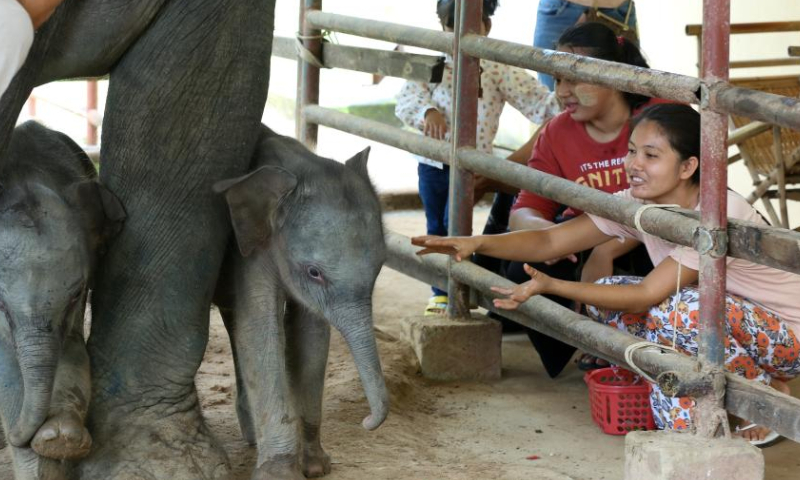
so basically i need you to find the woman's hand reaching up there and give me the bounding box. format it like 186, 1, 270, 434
490, 264, 551, 310
411, 235, 481, 262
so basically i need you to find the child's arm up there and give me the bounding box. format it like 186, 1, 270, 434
498, 64, 561, 125
412, 214, 609, 263
395, 81, 438, 132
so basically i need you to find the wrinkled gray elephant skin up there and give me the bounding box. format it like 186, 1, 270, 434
213, 126, 388, 480
0, 1, 277, 479
0, 121, 124, 480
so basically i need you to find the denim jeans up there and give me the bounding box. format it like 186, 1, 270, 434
418, 163, 450, 296
533, 0, 638, 90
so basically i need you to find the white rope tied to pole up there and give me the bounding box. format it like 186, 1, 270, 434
625, 203, 683, 384
295, 33, 327, 69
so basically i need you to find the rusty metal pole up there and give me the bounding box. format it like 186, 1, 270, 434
698, 0, 729, 369
693, 0, 730, 437
297, 0, 322, 150
86, 80, 98, 145
446, 0, 481, 318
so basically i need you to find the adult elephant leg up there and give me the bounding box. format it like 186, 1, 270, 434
285, 301, 332, 478
80, 1, 275, 479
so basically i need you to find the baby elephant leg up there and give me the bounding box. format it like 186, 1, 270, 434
286, 300, 332, 478
31, 331, 91, 461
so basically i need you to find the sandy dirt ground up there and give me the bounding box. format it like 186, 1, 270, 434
2, 208, 800, 479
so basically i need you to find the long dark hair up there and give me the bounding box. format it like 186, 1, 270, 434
556, 22, 650, 111
631, 103, 701, 184
437, 0, 498, 29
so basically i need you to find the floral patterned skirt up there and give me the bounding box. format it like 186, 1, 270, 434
586, 276, 800, 430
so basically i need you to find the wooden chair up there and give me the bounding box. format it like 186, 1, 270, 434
726, 75, 800, 228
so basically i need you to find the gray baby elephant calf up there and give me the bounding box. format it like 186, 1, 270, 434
0, 121, 125, 479
213, 126, 388, 480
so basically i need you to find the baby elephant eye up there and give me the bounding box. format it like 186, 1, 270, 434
306, 265, 324, 282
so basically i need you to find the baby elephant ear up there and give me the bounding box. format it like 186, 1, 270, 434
345, 146, 371, 181
213, 166, 297, 257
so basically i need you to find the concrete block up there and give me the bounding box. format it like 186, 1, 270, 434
624, 430, 764, 480
400, 313, 501, 381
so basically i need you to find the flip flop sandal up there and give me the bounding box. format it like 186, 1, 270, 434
577, 353, 610, 371
735, 423, 783, 448
424, 295, 448, 316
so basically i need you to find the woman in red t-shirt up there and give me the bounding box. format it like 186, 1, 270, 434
504, 22, 661, 377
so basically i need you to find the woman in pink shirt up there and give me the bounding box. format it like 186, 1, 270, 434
413, 104, 800, 446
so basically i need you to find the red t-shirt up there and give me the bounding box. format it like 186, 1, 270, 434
512, 98, 670, 220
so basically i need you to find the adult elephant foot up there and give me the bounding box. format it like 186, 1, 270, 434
78, 403, 229, 480
31, 411, 91, 460
302, 440, 331, 477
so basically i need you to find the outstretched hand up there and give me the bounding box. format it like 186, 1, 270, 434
490, 264, 550, 310
411, 235, 480, 262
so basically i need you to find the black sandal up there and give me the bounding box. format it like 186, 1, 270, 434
577, 353, 610, 371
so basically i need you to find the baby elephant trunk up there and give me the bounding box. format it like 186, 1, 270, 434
335, 306, 389, 431
8, 325, 61, 447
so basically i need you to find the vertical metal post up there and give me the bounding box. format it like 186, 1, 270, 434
446, 0, 481, 318
297, 0, 322, 150
698, 0, 729, 370
86, 80, 98, 146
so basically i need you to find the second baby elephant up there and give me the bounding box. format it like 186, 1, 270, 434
0, 121, 125, 480
213, 126, 388, 480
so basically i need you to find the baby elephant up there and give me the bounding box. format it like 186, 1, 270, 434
214, 126, 388, 480
0, 121, 125, 479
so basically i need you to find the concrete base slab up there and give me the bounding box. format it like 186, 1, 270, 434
624, 430, 764, 480
401, 313, 501, 381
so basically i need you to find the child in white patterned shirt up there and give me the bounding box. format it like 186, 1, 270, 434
395, 0, 560, 316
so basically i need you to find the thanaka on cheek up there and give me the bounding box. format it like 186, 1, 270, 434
574, 85, 598, 107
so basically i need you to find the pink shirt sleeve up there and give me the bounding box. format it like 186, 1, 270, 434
586, 190, 641, 241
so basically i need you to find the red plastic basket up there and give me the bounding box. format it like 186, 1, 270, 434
584, 367, 655, 435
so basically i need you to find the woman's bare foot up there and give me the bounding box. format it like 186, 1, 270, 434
733, 379, 789, 444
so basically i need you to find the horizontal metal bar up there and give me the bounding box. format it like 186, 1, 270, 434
304, 105, 800, 274
730, 58, 800, 69
273, 36, 296, 59
687, 22, 800, 36
386, 230, 800, 442
303, 104, 450, 163
460, 35, 701, 105
272, 36, 446, 82
307, 11, 453, 53
458, 147, 800, 274
308, 12, 800, 132
710, 82, 800, 132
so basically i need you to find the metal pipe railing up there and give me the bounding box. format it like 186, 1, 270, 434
386, 230, 800, 442
306, 11, 453, 53
304, 105, 800, 275
306, 11, 800, 133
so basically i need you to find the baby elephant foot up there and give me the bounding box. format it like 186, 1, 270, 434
252, 458, 305, 480
31, 411, 92, 460
302, 444, 331, 478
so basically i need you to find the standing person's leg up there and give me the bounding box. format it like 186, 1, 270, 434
418, 163, 450, 309
533, 0, 585, 91
0, 0, 34, 97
